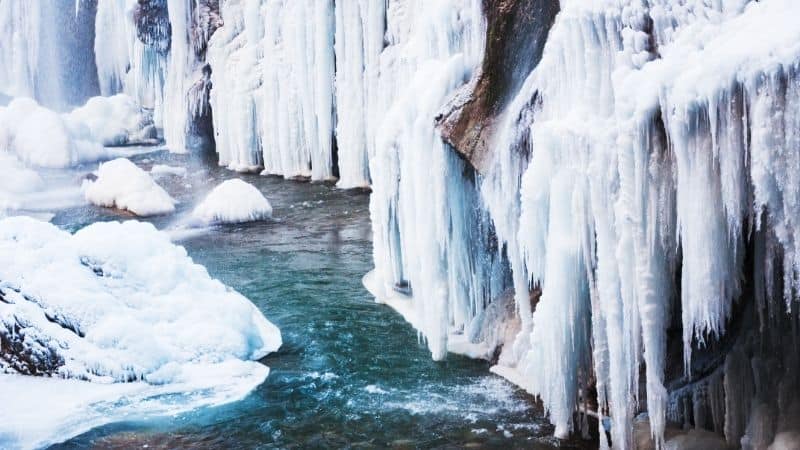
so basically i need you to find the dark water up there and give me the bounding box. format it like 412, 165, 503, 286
48, 150, 591, 449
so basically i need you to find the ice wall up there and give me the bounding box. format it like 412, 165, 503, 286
332, 1, 386, 188
478, 0, 800, 447
208, 0, 336, 178
206, 0, 389, 184
364, 0, 523, 366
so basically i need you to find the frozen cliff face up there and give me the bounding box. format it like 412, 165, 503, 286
94, 0, 219, 152
94, 0, 170, 118
206, 0, 385, 185
366, 0, 518, 362
0, 0, 99, 109
332, 1, 386, 188
476, 0, 800, 447
208, 0, 337, 179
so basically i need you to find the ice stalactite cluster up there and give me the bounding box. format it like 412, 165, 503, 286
94, 0, 169, 116
367, 0, 515, 362
208, 0, 337, 178
206, 0, 388, 185
162, 0, 193, 152
332, 1, 386, 188
94, 0, 218, 151
0, 0, 99, 109
474, 0, 800, 447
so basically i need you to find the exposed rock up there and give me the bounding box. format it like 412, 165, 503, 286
436, 0, 559, 173
191, 0, 222, 61
187, 64, 216, 152
134, 0, 171, 55
0, 284, 67, 376
187, 1, 221, 152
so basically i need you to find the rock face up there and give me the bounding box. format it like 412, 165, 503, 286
436, 0, 559, 173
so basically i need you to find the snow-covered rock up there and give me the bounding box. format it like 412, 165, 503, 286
0, 217, 280, 381
0, 95, 157, 170
68, 94, 158, 146
0, 216, 281, 448
191, 179, 272, 225
83, 158, 176, 216
0, 98, 108, 169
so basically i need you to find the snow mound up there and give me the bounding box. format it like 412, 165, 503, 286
0, 217, 281, 448
68, 94, 158, 146
0, 95, 157, 169
83, 158, 176, 216
0, 217, 281, 381
191, 179, 272, 224
0, 98, 107, 168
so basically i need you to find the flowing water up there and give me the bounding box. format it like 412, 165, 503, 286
43, 149, 591, 449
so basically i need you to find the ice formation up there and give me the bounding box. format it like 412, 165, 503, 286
150, 164, 188, 178
207, 0, 337, 178
0, 95, 156, 169
0, 217, 281, 448
0, 98, 107, 169
366, 0, 511, 363
355, 0, 800, 448
83, 158, 176, 216
191, 179, 273, 225
68, 94, 159, 146
0, 1, 98, 109
474, 0, 800, 448
3, 0, 800, 448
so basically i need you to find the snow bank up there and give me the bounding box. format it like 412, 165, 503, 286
83, 158, 176, 216
0, 98, 107, 168
68, 94, 158, 146
0, 153, 43, 211
191, 179, 272, 224
0, 217, 280, 448
0, 95, 157, 170
0, 217, 281, 380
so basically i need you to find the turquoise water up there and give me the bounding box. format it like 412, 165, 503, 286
48, 150, 591, 449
